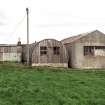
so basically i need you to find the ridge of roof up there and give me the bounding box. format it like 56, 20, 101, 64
61, 30, 102, 44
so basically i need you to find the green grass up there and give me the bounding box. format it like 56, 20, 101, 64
0, 63, 105, 105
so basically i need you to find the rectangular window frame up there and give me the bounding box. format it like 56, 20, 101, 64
53, 46, 60, 55
84, 46, 94, 56
84, 46, 105, 56
40, 46, 47, 56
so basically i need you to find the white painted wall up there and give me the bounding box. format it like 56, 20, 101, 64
3, 53, 21, 62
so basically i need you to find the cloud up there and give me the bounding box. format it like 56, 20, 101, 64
0, 10, 6, 25
0, 21, 5, 25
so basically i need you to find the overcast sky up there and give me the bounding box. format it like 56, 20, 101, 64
0, 0, 105, 44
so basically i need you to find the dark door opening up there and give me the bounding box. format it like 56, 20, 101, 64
68, 57, 71, 68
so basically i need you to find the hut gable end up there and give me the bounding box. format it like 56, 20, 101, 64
31, 39, 68, 67
61, 30, 105, 44
78, 30, 105, 44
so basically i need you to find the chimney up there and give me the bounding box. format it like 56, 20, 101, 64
17, 37, 21, 46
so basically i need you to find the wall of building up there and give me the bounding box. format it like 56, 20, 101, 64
22, 43, 36, 64
0, 45, 22, 62
66, 31, 105, 68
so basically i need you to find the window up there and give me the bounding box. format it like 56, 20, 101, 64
84, 46, 94, 56
84, 46, 105, 56
40, 46, 47, 55
53, 47, 60, 55
0, 47, 3, 53
95, 46, 105, 56
4, 47, 10, 53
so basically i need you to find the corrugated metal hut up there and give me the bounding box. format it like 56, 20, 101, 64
31, 39, 68, 67
62, 30, 105, 69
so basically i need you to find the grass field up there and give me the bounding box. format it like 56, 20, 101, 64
0, 63, 105, 105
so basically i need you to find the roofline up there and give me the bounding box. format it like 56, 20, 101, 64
61, 30, 105, 44
0, 44, 18, 47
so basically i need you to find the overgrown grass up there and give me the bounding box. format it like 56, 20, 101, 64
0, 63, 105, 105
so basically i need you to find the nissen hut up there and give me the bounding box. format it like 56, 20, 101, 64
31, 39, 68, 67
62, 30, 105, 69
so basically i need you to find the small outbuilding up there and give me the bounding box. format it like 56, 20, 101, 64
62, 30, 105, 69
0, 44, 22, 62
31, 39, 68, 67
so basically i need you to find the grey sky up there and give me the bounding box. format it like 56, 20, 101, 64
0, 0, 105, 44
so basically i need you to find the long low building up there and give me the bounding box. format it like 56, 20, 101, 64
1, 30, 105, 69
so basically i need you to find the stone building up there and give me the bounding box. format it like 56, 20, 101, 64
62, 30, 105, 68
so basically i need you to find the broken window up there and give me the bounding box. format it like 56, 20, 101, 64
53, 47, 60, 55
84, 46, 105, 56
40, 46, 47, 55
84, 46, 94, 56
